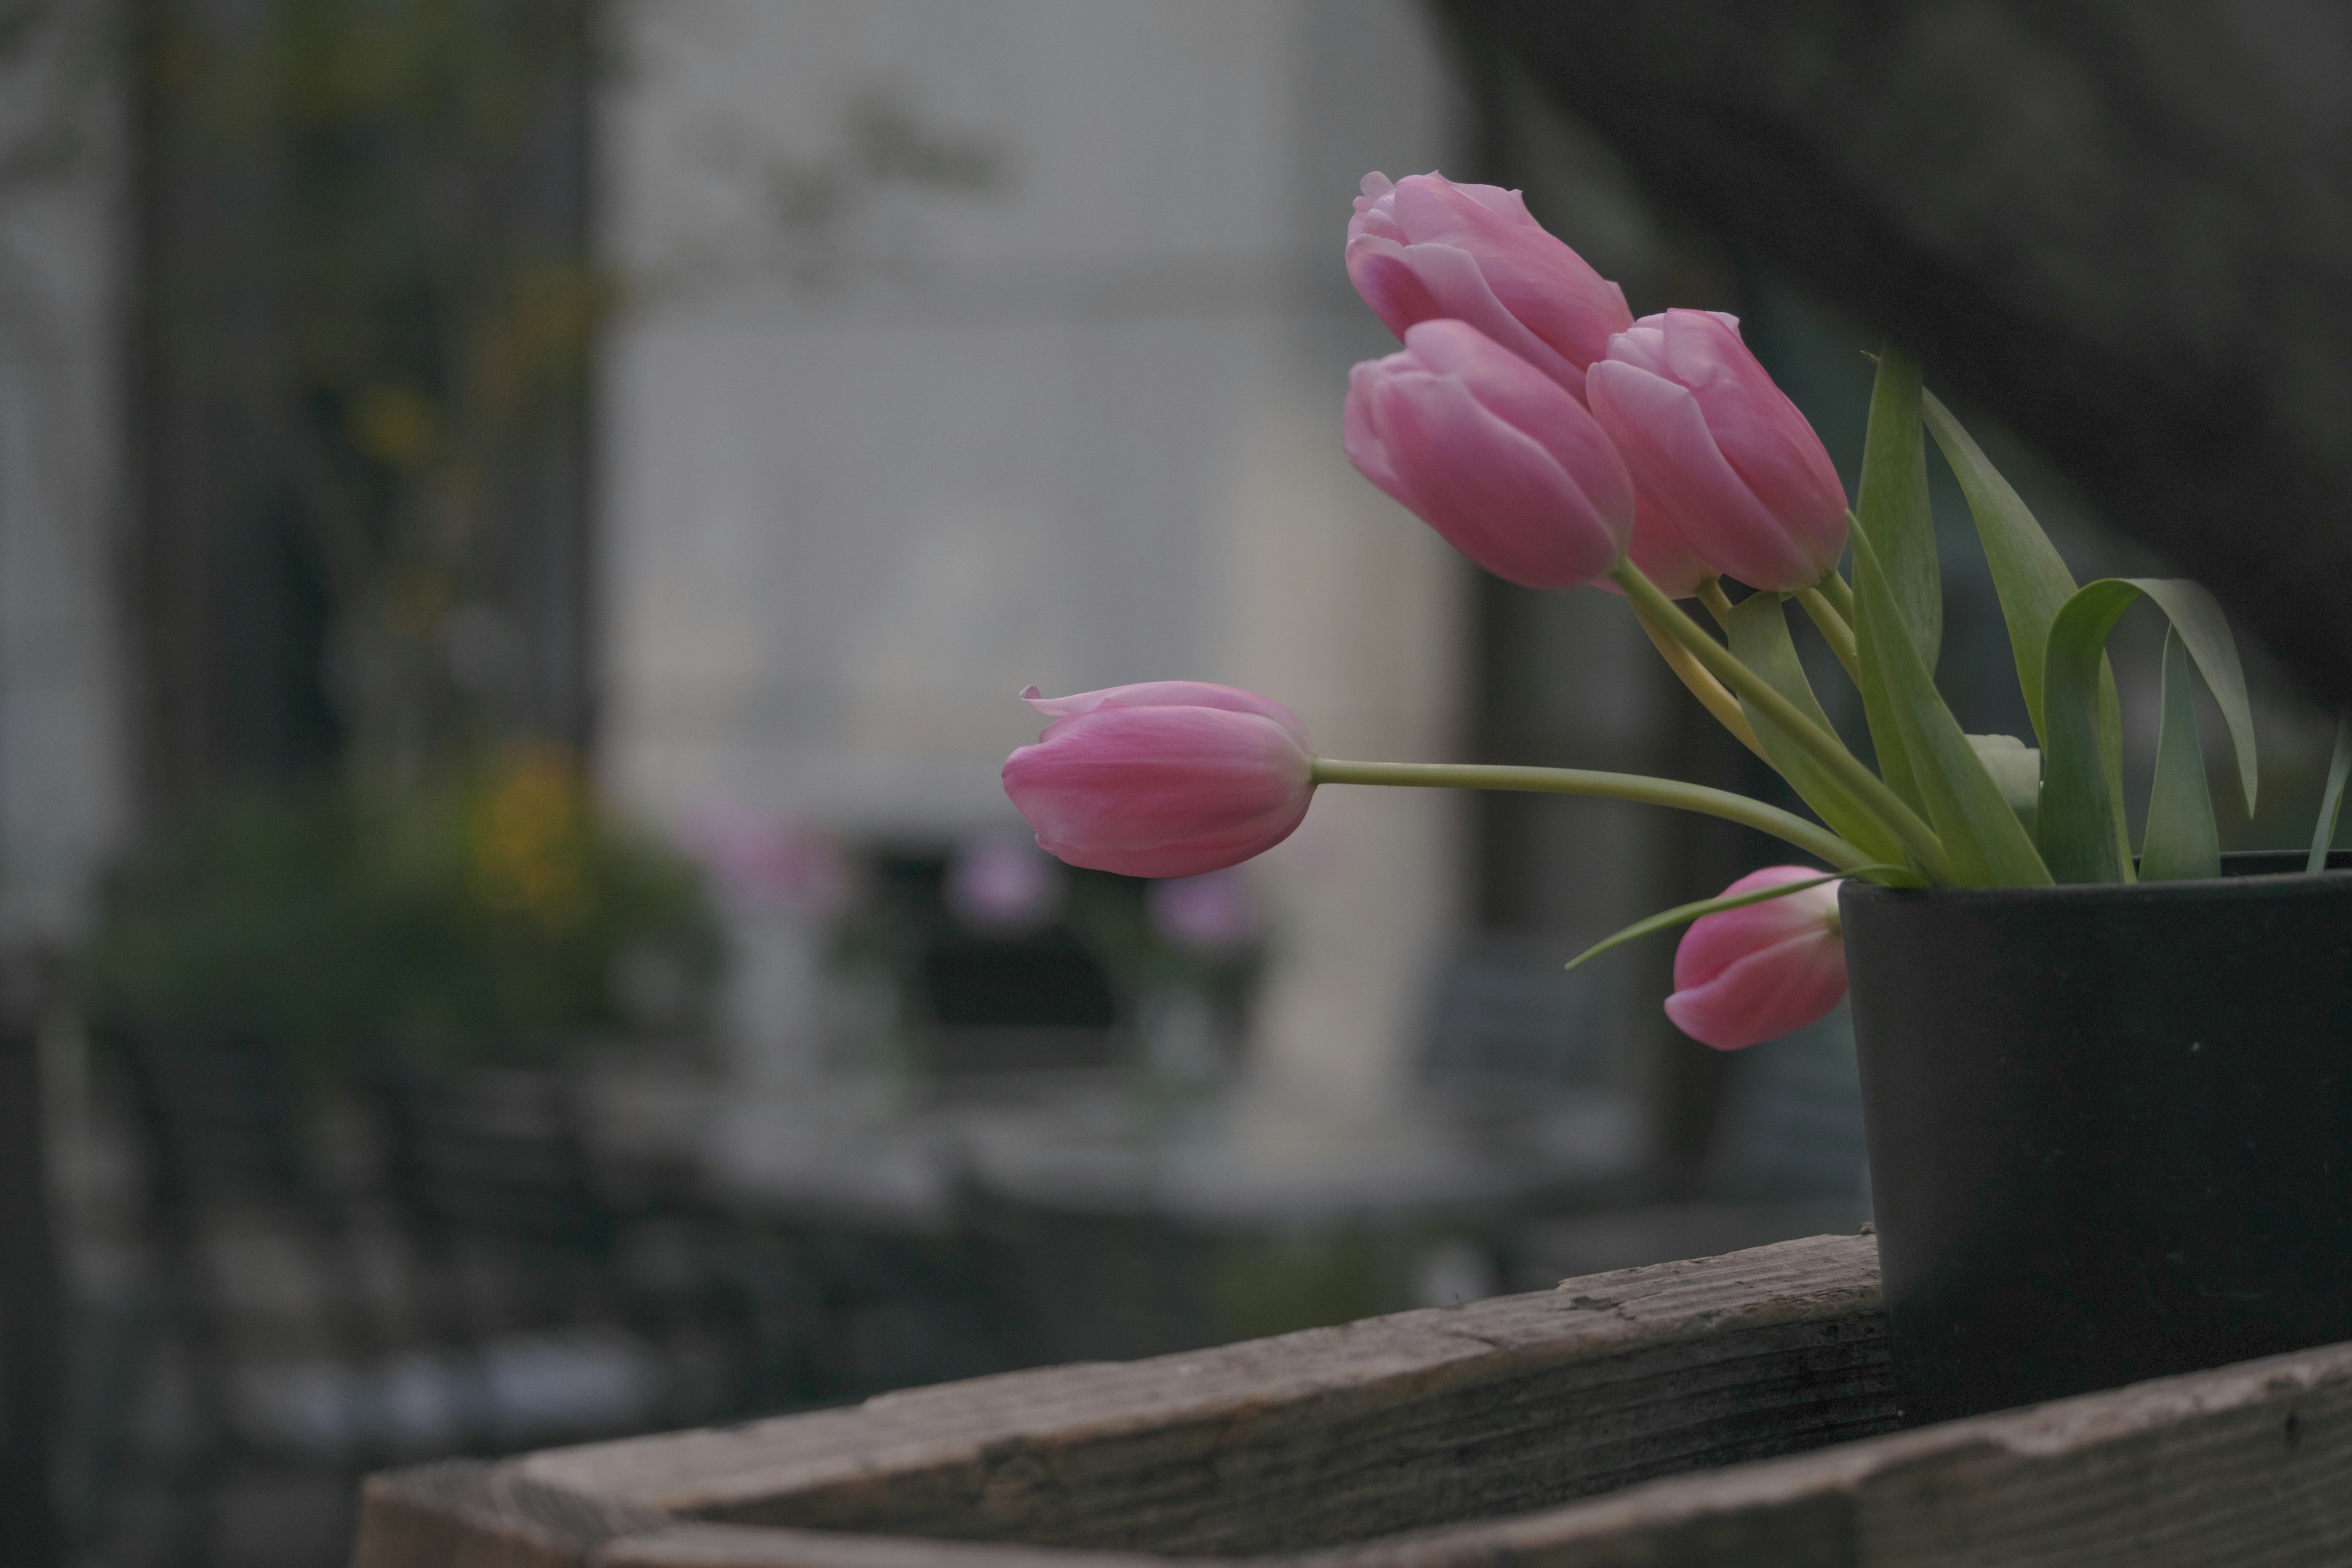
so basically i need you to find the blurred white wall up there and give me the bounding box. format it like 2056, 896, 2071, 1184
599, 0, 1469, 1135
0, 28, 129, 940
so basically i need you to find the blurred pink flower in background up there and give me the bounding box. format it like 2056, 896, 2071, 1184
1346, 320, 1634, 590
1664, 867, 1849, 1050
1586, 309, 1850, 592
946, 835, 1066, 934
680, 807, 851, 917
1347, 172, 1632, 396
1146, 868, 1261, 956
1003, 682, 1316, 878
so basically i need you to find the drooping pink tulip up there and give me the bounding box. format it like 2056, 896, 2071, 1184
1347, 172, 1632, 398
1664, 866, 1849, 1050
1002, 683, 1315, 878
1586, 309, 1850, 593
1345, 320, 1634, 590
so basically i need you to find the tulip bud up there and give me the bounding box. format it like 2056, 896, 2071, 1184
1347, 172, 1633, 398
1002, 683, 1316, 878
1586, 309, 1849, 593
1664, 866, 1849, 1050
1345, 320, 1634, 590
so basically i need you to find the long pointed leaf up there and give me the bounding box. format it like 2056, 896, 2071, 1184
2124, 579, 2257, 815
1921, 391, 2068, 741
1856, 345, 1941, 670
1563, 866, 1915, 974
2309, 717, 2352, 873
2039, 580, 2143, 882
2141, 627, 2221, 881
1921, 390, 2133, 873
1727, 592, 1912, 867
1850, 529, 2052, 886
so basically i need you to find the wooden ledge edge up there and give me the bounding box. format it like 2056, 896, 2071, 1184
519, 1232, 1883, 1519
352, 1457, 677, 1568
589, 1522, 1217, 1568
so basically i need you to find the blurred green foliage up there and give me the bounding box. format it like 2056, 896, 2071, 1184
144, 0, 609, 787
88, 742, 716, 1063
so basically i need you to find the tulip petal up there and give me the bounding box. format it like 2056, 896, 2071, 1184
1003, 704, 1314, 878
1389, 175, 1632, 372
1670, 867, 1842, 992
1369, 370, 1627, 590
1657, 311, 1848, 566
1398, 322, 1630, 510
1020, 682, 1311, 749
1349, 171, 1403, 245
1664, 928, 1849, 1050
1343, 236, 1444, 343
1343, 368, 1410, 507
1373, 239, 1586, 394
1586, 360, 1822, 592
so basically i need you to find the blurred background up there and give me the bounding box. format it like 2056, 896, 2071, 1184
0, 1, 2345, 1564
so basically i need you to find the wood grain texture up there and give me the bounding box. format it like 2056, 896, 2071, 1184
521, 1233, 1890, 1555
352, 1231, 2352, 1568
350, 1234, 1887, 1564
1312, 1335, 2352, 1567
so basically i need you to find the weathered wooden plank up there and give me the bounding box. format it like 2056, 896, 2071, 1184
1316, 1336, 2352, 1567
519, 1233, 1890, 1555
585, 1337, 2352, 1567
587, 1523, 1200, 1568
350, 1232, 2352, 1567
352, 1458, 674, 1568
350, 1234, 1887, 1564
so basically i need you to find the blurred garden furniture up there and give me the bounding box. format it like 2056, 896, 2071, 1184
351, 1231, 2352, 1567
0, 945, 67, 1566
76, 1028, 827, 1566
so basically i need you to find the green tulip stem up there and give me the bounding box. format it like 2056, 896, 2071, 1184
1817, 562, 1857, 625
1611, 559, 1956, 883
1308, 758, 1879, 872
1696, 576, 1736, 633
1795, 586, 1863, 684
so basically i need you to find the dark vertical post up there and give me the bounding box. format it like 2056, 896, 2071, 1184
0, 945, 64, 1563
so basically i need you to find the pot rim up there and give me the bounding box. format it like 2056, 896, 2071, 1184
1841, 849, 2352, 910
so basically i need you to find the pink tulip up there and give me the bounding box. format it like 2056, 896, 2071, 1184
1664, 866, 1849, 1050
1345, 320, 1634, 590
1623, 493, 1714, 601
1002, 682, 1316, 878
1586, 309, 1849, 593
1348, 172, 1632, 398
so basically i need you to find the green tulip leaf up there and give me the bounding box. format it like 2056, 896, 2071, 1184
1921, 392, 2069, 742
2041, 579, 2256, 883
2308, 717, 2352, 874
1562, 864, 1917, 974
1727, 592, 1912, 867
2140, 627, 2221, 881
1849, 348, 1939, 818
1852, 527, 2052, 886
1857, 344, 1942, 673
2127, 579, 2256, 816
1967, 733, 2040, 840
1922, 389, 2132, 873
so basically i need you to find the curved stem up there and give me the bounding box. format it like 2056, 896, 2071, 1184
1817, 562, 1856, 624
1795, 586, 1861, 684
1310, 757, 1878, 872
1611, 559, 1955, 883
1630, 600, 1768, 762
1696, 576, 1736, 633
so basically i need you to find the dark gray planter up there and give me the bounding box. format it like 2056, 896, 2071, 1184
1842, 850, 2352, 1425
